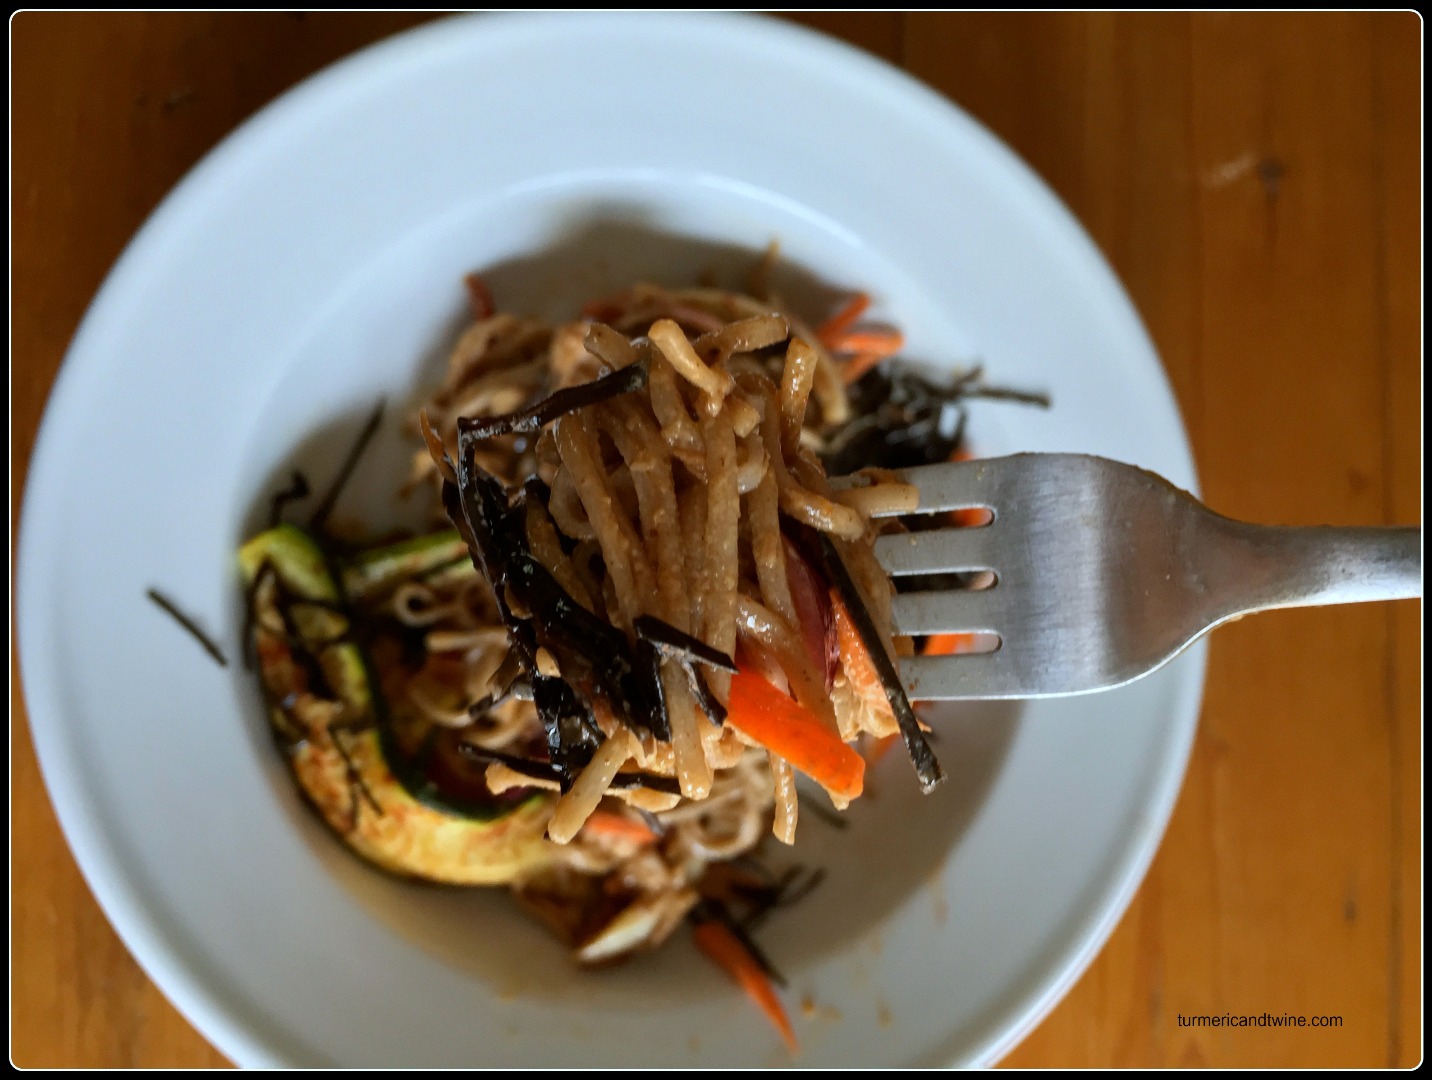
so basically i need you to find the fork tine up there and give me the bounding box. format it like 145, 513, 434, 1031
891, 590, 1001, 635
899, 651, 1025, 700
882, 459, 999, 515
874, 526, 999, 576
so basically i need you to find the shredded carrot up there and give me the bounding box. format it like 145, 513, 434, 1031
726, 670, 864, 801
462, 273, 494, 320
693, 920, 798, 1054
814, 292, 870, 348
417, 409, 456, 483
830, 590, 897, 729
825, 328, 904, 357
841, 351, 886, 385
922, 632, 978, 657
579, 809, 659, 847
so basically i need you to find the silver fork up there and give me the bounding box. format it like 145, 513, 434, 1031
867, 453, 1421, 700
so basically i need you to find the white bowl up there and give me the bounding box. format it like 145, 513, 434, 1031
18, 12, 1203, 1067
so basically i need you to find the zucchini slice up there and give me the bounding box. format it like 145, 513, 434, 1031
338, 530, 474, 604
239, 524, 554, 885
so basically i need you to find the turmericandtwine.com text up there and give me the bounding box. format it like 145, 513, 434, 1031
1177, 1013, 1343, 1028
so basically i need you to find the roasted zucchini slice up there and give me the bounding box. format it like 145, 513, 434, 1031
338, 529, 473, 604
239, 524, 554, 885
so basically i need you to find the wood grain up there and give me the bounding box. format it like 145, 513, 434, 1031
10, 12, 1420, 1068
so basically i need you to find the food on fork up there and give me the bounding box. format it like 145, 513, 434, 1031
237, 260, 1042, 1049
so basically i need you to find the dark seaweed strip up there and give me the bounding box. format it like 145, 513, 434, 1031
147, 589, 228, 667
465, 657, 529, 721
633, 615, 737, 672
534, 675, 601, 791
267, 574, 340, 704
690, 899, 788, 988
449, 426, 672, 775
604, 771, 679, 796
268, 470, 311, 528
959, 385, 1053, 407
641, 639, 671, 749
456, 742, 682, 795
522, 554, 668, 740
810, 530, 944, 793
770, 866, 826, 909
329, 725, 383, 829
743, 867, 829, 932
456, 359, 647, 441
309, 400, 386, 535
684, 663, 727, 726
822, 362, 1047, 475
634, 806, 668, 837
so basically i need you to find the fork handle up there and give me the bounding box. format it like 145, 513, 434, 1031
1219, 523, 1421, 615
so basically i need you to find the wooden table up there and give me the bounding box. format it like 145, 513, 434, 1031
11, 12, 1420, 1068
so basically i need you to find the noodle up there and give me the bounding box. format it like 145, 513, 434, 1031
746, 465, 796, 625
646, 350, 704, 457
778, 337, 818, 458
699, 404, 740, 703
525, 497, 595, 610
770, 754, 798, 845
829, 480, 920, 517
663, 661, 713, 800
556, 412, 656, 626
548, 729, 636, 844
597, 399, 687, 630
742, 372, 866, 539
650, 318, 734, 410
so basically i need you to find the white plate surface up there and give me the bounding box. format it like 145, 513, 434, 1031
18, 12, 1203, 1068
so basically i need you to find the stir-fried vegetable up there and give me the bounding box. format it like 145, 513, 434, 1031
239, 524, 555, 884
725, 670, 865, 803
693, 919, 799, 1054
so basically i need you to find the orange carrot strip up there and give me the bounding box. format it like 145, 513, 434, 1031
417, 409, 456, 483
947, 446, 991, 527
463, 273, 494, 320
841, 351, 885, 385
922, 632, 978, 657
579, 809, 659, 846
826, 328, 904, 357
949, 507, 992, 527
830, 590, 896, 729
726, 670, 864, 801
814, 292, 870, 348
693, 921, 798, 1054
